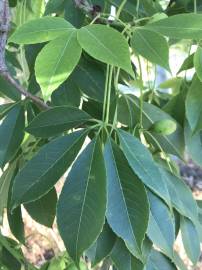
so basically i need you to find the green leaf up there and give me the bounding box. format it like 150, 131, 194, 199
77, 25, 133, 76
6, 165, 25, 244
51, 79, 81, 107
26, 106, 91, 138
194, 46, 202, 82
147, 191, 175, 257
0, 104, 25, 168
145, 249, 177, 270
118, 95, 184, 158
11, 130, 86, 208
111, 239, 144, 270
71, 58, 105, 102
86, 222, 116, 267
104, 139, 149, 259
0, 237, 22, 270
0, 103, 15, 120
35, 32, 82, 100
160, 169, 198, 223
184, 120, 202, 167
64, 0, 85, 28
0, 77, 21, 101
159, 77, 183, 96
146, 14, 202, 39
24, 188, 57, 228
186, 75, 202, 133
180, 216, 200, 265
178, 53, 194, 74
9, 16, 74, 44
7, 206, 24, 244
44, 0, 64, 15
0, 162, 17, 223
118, 130, 170, 205
131, 28, 170, 71
57, 137, 106, 264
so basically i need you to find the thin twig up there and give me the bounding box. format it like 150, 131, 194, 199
73, 0, 132, 29
0, 0, 49, 110
1, 71, 50, 109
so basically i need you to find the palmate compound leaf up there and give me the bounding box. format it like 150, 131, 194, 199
35, 31, 82, 101
9, 16, 74, 44
104, 139, 149, 260
118, 130, 171, 206
147, 191, 175, 258
26, 106, 92, 138
77, 24, 134, 77
57, 137, 106, 265
110, 238, 144, 270
11, 130, 87, 208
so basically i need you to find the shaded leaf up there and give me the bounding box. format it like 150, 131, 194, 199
104, 139, 149, 259
0, 104, 25, 168
45, 0, 64, 15
11, 130, 86, 208
147, 191, 175, 257
7, 165, 25, 244
0, 103, 15, 120
111, 238, 144, 270
57, 138, 106, 264
26, 106, 91, 138
118, 130, 170, 205
145, 249, 177, 270
72, 58, 105, 102
51, 79, 81, 107
0, 77, 21, 101
180, 216, 200, 265
86, 222, 116, 267
186, 75, 202, 133
160, 168, 198, 223
24, 188, 57, 228
184, 120, 202, 167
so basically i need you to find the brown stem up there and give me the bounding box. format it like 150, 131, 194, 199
0, 0, 50, 110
